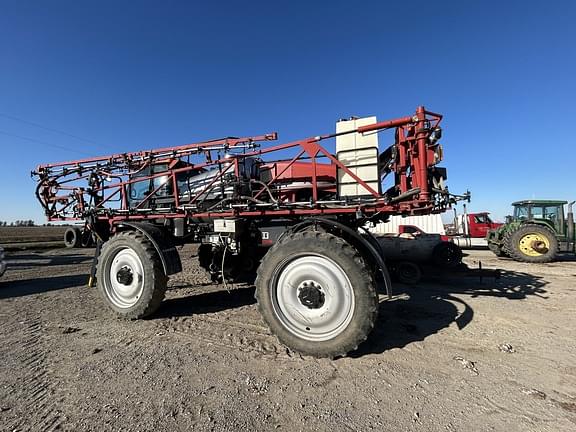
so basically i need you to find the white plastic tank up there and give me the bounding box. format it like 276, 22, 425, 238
336, 117, 380, 197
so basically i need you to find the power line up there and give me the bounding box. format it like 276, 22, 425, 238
0, 112, 113, 150
0, 129, 92, 156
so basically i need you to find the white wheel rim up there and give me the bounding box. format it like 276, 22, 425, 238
104, 247, 144, 308
271, 254, 355, 342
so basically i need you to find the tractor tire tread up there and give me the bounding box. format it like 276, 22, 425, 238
96, 230, 168, 319
488, 241, 507, 257
503, 223, 558, 263
255, 231, 378, 359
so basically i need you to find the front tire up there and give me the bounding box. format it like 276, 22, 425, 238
255, 231, 378, 358
504, 224, 558, 263
96, 231, 167, 319
488, 241, 507, 257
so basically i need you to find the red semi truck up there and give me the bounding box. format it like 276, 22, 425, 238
448, 210, 503, 248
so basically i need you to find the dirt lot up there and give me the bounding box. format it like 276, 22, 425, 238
0, 246, 574, 431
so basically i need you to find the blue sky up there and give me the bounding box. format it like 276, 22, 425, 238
0, 0, 574, 223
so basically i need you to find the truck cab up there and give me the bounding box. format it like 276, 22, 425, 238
467, 212, 502, 238
449, 211, 502, 248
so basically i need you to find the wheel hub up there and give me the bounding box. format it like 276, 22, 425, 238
271, 255, 355, 342
519, 233, 550, 256
530, 240, 548, 253
103, 247, 145, 309
116, 266, 134, 285
297, 281, 325, 309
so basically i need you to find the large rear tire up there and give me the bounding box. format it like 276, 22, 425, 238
504, 224, 558, 263
255, 231, 378, 358
96, 231, 168, 319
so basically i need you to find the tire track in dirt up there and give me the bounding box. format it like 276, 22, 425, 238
1, 315, 63, 432
156, 314, 299, 360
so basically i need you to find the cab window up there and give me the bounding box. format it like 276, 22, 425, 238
474, 214, 490, 224
514, 206, 528, 220
543, 206, 560, 222
128, 164, 170, 205
531, 206, 544, 219
152, 174, 170, 196
129, 167, 152, 202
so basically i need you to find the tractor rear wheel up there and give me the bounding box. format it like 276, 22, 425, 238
96, 231, 168, 319
255, 231, 378, 358
504, 224, 558, 263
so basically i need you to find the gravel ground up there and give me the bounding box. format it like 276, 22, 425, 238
0, 245, 574, 431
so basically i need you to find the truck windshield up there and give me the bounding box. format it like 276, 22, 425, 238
474, 214, 492, 224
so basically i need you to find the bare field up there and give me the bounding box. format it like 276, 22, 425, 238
0, 226, 67, 248
0, 246, 575, 431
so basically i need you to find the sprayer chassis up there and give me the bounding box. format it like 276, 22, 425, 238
33, 106, 459, 358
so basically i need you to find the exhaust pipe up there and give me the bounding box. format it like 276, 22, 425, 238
567, 201, 575, 252
462, 203, 468, 237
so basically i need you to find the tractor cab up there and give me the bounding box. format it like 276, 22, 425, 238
511, 200, 567, 235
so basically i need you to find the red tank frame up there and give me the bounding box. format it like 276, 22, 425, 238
33, 106, 451, 227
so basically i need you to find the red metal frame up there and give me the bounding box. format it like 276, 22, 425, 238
33, 106, 447, 226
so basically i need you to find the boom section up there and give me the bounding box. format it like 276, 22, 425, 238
32, 106, 452, 223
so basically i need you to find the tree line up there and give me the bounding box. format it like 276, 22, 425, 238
0, 220, 39, 226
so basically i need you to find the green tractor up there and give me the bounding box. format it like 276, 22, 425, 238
487, 200, 575, 263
